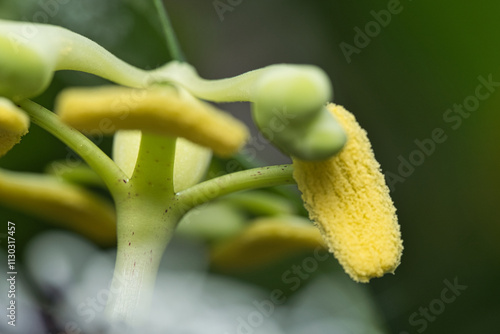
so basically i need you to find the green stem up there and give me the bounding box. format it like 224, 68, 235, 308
54, 25, 150, 88
153, 0, 185, 62
106, 132, 179, 325
151, 61, 262, 102
177, 164, 296, 212
231, 153, 307, 214
106, 192, 181, 325
18, 99, 127, 197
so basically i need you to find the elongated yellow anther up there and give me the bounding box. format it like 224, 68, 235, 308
0, 169, 116, 245
211, 216, 326, 271
293, 103, 403, 283
0, 98, 29, 157
56, 86, 248, 157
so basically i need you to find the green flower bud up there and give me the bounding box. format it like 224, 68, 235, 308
153, 63, 347, 160
1, 19, 152, 99
0, 28, 54, 99
252, 65, 346, 160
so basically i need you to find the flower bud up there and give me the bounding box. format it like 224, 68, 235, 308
252, 65, 346, 160
0, 28, 54, 99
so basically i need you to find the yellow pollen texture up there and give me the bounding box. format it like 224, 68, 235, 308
293, 103, 403, 282
56, 86, 249, 157
0, 98, 29, 157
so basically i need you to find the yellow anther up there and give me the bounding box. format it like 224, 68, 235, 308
56, 86, 249, 157
293, 103, 403, 282
0, 98, 29, 157
211, 216, 326, 271
0, 169, 116, 245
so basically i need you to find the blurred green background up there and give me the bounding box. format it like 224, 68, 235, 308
1, 0, 499, 333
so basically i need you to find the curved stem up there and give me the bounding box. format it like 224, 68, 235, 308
231, 153, 308, 215
151, 62, 263, 102
177, 164, 296, 212
18, 99, 127, 197
153, 0, 185, 62
150, 63, 331, 106
54, 26, 150, 88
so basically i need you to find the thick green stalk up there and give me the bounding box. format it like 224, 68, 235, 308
107, 163, 297, 325
105, 132, 178, 325
106, 189, 181, 324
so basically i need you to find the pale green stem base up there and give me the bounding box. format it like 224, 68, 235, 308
106, 192, 181, 324
106, 133, 177, 325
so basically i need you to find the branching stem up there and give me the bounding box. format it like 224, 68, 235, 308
177, 164, 296, 212
18, 99, 127, 197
